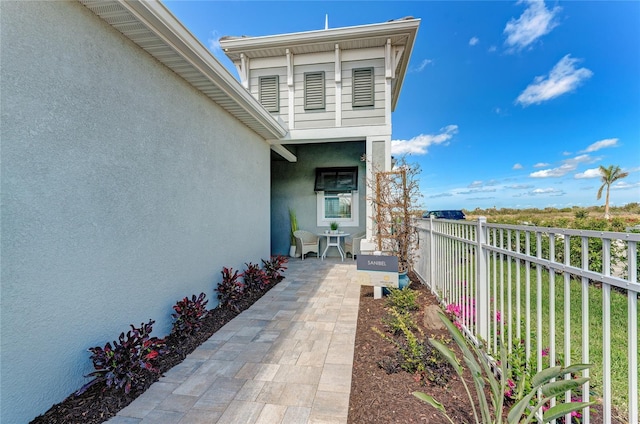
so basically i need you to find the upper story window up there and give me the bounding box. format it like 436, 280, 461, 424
304, 72, 325, 110
352, 67, 374, 108
259, 75, 279, 112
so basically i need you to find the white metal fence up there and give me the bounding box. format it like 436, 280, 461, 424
414, 217, 639, 424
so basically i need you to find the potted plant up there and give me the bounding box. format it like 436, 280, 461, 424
365, 156, 422, 288
330, 221, 339, 234
289, 208, 299, 257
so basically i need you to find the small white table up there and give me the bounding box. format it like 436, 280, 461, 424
318, 232, 350, 261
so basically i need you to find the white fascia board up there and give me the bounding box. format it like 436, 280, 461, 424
278, 125, 391, 143
270, 144, 297, 162
220, 19, 420, 52
391, 24, 419, 111
89, 0, 287, 140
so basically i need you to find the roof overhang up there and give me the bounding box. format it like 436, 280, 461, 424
219, 18, 421, 110
78, 0, 288, 140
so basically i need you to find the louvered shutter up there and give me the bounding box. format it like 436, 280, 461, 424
259, 76, 279, 112
352, 68, 374, 107
304, 72, 325, 110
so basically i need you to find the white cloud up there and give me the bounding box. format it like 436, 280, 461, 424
488, 45, 497, 53
469, 37, 480, 46
457, 188, 497, 195
574, 168, 602, 179
530, 154, 593, 178
516, 55, 593, 106
504, 0, 561, 52
208, 30, 222, 53
429, 192, 454, 198
513, 163, 523, 170
533, 162, 550, 168
507, 184, 534, 190
612, 181, 640, 190
582, 138, 619, 152
392, 125, 458, 155
467, 196, 496, 201
529, 187, 564, 196
468, 181, 483, 188
412, 59, 433, 73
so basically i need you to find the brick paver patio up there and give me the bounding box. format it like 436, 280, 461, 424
108, 258, 359, 424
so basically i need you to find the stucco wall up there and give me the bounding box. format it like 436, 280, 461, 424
0, 2, 271, 422
271, 142, 366, 256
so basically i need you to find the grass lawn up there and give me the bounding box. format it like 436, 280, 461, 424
486, 258, 638, 419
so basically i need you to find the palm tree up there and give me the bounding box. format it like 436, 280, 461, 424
596, 165, 629, 219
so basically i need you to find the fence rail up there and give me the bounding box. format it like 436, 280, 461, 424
414, 217, 639, 424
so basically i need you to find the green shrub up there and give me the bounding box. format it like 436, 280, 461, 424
373, 308, 451, 384
385, 286, 420, 311
413, 312, 595, 424
574, 209, 588, 219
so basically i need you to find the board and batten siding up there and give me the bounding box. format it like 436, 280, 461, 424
341, 58, 386, 127
249, 66, 289, 125
294, 63, 335, 129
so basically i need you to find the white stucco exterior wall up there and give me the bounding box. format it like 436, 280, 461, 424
0, 2, 271, 422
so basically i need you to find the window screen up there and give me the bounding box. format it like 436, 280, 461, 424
324, 193, 352, 219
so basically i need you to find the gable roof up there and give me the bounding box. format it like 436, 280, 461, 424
219, 18, 421, 111
79, 0, 287, 140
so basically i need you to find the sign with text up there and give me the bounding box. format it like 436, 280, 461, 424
356, 255, 399, 288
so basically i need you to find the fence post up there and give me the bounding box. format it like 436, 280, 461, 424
476, 216, 489, 343
429, 215, 435, 288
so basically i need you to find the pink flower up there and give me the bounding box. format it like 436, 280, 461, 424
541, 347, 550, 357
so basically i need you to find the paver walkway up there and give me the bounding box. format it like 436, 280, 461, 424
109, 258, 360, 424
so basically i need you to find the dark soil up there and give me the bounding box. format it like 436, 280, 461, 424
30, 283, 279, 424
347, 277, 478, 424
347, 275, 623, 424
31, 269, 622, 424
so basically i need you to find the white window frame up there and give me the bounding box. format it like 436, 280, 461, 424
316, 191, 359, 227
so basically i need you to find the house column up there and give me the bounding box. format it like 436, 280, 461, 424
384, 39, 392, 126
365, 135, 392, 240
236, 53, 250, 90
286, 49, 295, 128
335, 44, 342, 127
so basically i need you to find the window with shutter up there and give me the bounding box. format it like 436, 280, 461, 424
304, 72, 325, 110
352, 68, 374, 108
259, 76, 279, 112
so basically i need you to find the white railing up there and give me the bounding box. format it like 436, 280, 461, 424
414, 217, 639, 424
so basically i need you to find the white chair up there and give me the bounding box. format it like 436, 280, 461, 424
344, 231, 366, 260
293, 230, 320, 260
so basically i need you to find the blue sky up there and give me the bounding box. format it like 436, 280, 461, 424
165, 0, 640, 211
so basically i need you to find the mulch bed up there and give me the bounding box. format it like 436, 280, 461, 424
348, 277, 478, 423
347, 274, 624, 424
30, 283, 279, 424
31, 268, 623, 424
